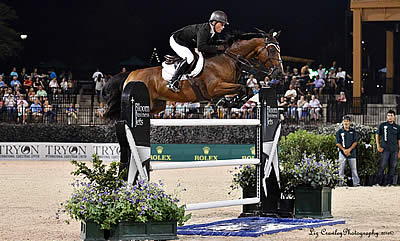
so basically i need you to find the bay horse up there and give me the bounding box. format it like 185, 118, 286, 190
103, 30, 284, 119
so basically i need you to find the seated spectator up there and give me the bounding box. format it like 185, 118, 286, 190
30, 98, 43, 123
36, 85, 48, 101
60, 78, 68, 94
188, 102, 201, 116
3, 88, 14, 101
66, 103, 78, 124
335, 67, 352, 92
252, 84, 260, 95
240, 100, 256, 119
23, 77, 33, 93
95, 102, 107, 119
10, 76, 21, 90
309, 95, 322, 120
0, 76, 7, 89
317, 64, 326, 80
311, 75, 325, 97
231, 107, 241, 119
204, 102, 214, 119
327, 69, 337, 90
4, 95, 16, 122
17, 96, 29, 124
163, 101, 174, 119
27, 88, 36, 103
297, 95, 309, 120
246, 74, 257, 96
278, 96, 288, 120
49, 69, 57, 80
43, 100, 56, 124
10, 67, 18, 78
284, 84, 297, 98
49, 78, 59, 94
287, 97, 297, 119
33, 77, 44, 90
175, 102, 186, 118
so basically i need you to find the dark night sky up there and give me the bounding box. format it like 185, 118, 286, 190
4, 0, 357, 73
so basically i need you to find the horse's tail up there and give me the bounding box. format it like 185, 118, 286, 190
102, 72, 130, 120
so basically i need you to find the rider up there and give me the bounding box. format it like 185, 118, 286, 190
166, 10, 229, 92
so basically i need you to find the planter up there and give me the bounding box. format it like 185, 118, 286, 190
81, 221, 178, 241
277, 199, 294, 218
241, 185, 259, 215
294, 186, 332, 219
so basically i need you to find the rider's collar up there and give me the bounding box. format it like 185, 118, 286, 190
209, 23, 215, 37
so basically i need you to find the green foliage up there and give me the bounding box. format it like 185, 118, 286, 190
280, 154, 344, 197
229, 165, 256, 193
278, 130, 337, 164
58, 155, 191, 230
357, 135, 380, 176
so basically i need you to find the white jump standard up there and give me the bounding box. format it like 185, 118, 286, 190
115, 81, 282, 216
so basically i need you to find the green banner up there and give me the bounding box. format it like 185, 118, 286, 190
150, 144, 256, 162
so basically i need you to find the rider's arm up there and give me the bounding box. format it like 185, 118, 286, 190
197, 26, 219, 54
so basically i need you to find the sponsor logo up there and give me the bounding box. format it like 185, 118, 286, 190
156, 146, 163, 154
0, 144, 40, 158
194, 146, 218, 161
45, 144, 87, 158
203, 146, 210, 155
251, 146, 256, 155
151, 145, 171, 160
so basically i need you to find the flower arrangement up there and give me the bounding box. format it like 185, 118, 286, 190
57, 155, 191, 230
229, 165, 257, 193
280, 154, 344, 197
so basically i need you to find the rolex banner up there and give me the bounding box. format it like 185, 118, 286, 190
151, 144, 256, 162
0, 143, 255, 162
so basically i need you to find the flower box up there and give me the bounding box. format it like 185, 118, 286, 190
81, 221, 178, 241
241, 185, 259, 215
294, 186, 332, 218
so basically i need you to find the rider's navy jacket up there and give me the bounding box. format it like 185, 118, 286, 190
172, 23, 219, 54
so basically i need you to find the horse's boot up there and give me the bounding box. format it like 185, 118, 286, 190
167, 59, 189, 93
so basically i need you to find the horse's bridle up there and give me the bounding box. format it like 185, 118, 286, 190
224, 37, 283, 77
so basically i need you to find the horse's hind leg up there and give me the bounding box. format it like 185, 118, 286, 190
151, 99, 166, 114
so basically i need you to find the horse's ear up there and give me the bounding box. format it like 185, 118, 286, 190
274, 30, 281, 38
268, 29, 275, 35
254, 27, 266, 34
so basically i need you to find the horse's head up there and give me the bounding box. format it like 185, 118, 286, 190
253, 29, 284, 79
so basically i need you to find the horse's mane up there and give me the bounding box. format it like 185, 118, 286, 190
223, 31, 265, 47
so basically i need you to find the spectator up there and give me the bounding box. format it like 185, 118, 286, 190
284, 84, 297, 98
3, 88, 14, 101
309, 95, 322, 120
330, 60, 337, 72
278, 96, 288, 120
5, 94, 16, 121
253, 84, 260, 95
164, 101, 174, 119
375, 110, 400, 186
10, 67, 18, 78
297, 95, 308, 120
246, 74, 257, 96
336, 115, 360, 187
27, 88, 36, 103
23, 77, 33, 93
31, 68, 39, 79
317, 64, 326, 80
49, 69, 57, 80
95, 102, 107, 120
17, 95, 29, 124
20, 67, 27, 80
312, 75, 325, 97
121, 67, 127, 73
33, 77, 45, 90
175, 102, 186, 118
336, 91, 347, 122
93, 69, 104, 102
336, 67, 352, 92
30, 98, 43, 123
49, 78, 59, 94
241, 100, 256, 119
66, 103, 78, 124
203, 102, 214, 119
36, 85, 48, 101
327, 69, 338, 91
0, 76, 7, 89
43, 100, 56, 124
60, 78, 68, 93
287, 97, 297, 119
67, 79, 75, 93
10, 76, 21, 90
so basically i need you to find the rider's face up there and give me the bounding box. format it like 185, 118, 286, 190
214, 22, 225, 33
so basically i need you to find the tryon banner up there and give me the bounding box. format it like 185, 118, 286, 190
0, 143, 255, 162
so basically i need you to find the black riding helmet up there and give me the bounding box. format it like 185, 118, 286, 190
209, 10, 229, 25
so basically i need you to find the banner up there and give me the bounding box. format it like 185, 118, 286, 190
0, 143, 255, 162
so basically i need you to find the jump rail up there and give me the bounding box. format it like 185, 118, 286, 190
186, 197, 260, 211
151, 158, 260, 171
150, 119, 261, 126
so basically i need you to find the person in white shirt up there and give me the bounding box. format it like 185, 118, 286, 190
284, 84, 297, 98
246, 74, 257, 96
317, 64, 326, 79
309, 95, 322, 120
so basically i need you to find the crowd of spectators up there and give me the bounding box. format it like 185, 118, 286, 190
0, 66, 77, 124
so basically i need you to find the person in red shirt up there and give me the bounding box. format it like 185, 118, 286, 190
23, 77, 33, 93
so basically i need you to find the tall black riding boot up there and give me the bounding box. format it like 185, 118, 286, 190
166, 59, 190, 93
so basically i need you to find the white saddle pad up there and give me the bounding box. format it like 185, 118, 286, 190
161, 49, 204, 81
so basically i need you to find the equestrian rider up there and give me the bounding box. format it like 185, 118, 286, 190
166, 10, 228, 92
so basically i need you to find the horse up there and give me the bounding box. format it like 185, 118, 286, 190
102, 29, 284, 119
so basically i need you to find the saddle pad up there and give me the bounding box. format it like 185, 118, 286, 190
161, 49, 204, 81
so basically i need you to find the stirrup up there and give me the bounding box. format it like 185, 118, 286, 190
166, 81, 181, 93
